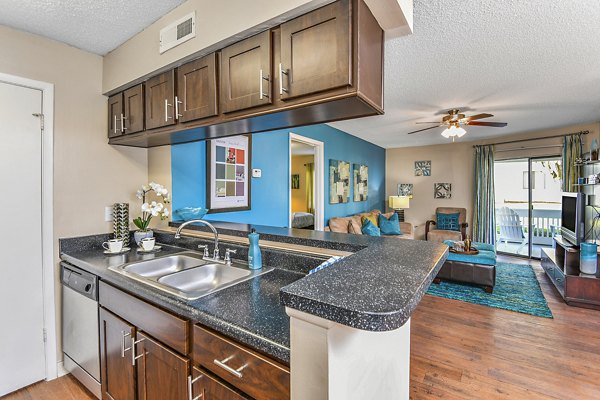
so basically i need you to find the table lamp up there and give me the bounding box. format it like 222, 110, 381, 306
389, 196, 410, 222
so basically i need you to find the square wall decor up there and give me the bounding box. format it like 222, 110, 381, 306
398, 183, 413, 198
434, 183, 452, 199
329, 159, 350, 204
353, 164, 368, 201
291, 174, 300, 189
414, 160, 431, 176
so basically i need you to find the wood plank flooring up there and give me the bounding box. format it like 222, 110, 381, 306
3, 255, 600, 399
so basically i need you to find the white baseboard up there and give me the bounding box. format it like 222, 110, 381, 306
56, 360, 69, 378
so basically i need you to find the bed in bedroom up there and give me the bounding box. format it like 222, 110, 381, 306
292, 212, 314, 229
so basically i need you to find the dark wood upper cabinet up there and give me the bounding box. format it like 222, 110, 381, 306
191, 367, 250, 400
123, 84, 145, 134
280, 0, 351, 99
145, 70, 176, 130
108, 94, 123, 138
99, 308, 136, 400
136, 332, 189, 400
220, 31, 272, 113
177, 53, 218, 122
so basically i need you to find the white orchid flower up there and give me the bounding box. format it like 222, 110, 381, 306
142, 185, 149, 191
141, 202, 150, 212
162, 209, 170, 217
136, 189, 144, 199
151, 210, 159, 217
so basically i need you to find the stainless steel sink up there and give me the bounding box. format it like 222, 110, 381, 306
109, 252, 272, 300
124, 254, 207, 277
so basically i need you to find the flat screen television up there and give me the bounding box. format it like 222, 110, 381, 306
561, 192, 586, 246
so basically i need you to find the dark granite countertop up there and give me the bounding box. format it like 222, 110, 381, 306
60, 234, 303, 364
171, 220, 449, 331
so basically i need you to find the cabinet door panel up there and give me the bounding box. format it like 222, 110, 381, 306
145, 70, 176, 129
108, 94, 123, 138
191, 367, 249, 400
136, 332, 189, 400
177, 53, 218, 122
220, 31, 272, 113
99, 308, 136, 400
280, 0, 351, 99
124, 84, 145, 134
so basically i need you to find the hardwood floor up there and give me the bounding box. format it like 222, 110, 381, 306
410, 254, 600, 399
1, 374, 95, 400
4, 255, 600, 399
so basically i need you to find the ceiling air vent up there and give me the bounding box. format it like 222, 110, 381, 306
159, 12, 196, 54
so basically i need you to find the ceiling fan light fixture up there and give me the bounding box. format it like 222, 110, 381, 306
441, 125, 466, 139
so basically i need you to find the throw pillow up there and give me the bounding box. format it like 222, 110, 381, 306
379, 213, 402, 235
436, 212, 460, 231
348, 220, 362, 235
361, 219, 381, 236
361, 213, 379, 227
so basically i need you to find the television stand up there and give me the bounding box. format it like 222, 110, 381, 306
540, 236, 600, 310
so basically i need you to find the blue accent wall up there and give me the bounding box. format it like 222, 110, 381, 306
171, 124, 385, 227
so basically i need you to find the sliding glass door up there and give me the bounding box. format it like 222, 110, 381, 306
494, 156, 562, 258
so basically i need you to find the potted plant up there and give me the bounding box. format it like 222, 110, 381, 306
133, 182, 170, 245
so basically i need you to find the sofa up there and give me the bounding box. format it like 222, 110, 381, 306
326, 209, 414, 239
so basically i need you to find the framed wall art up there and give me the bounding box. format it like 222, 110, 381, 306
397, 183, 413, 198
414, 160, 431, 176
353, 164, 368, 201
329, 159, 350, 204
291, 174, 300, 189
207, 134, 251, 213
434, 183, 452, 199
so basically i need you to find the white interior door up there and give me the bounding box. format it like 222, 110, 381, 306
0, 81, 45, 396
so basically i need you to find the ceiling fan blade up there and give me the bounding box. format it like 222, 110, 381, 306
415, 121, 443, 124
463, 113, 493, 121
407, 125, 444, 134
467, 121, 507, 127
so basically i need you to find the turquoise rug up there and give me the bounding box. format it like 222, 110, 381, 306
427, 262, 553, 318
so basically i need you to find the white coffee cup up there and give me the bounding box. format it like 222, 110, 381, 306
103, 238, 124, 253
140, 237, 156, 251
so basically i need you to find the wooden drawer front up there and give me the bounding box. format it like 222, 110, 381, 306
192, 367, 250, 400
99, 281, 189, 354
541, 255, 555, 280
553, 266, 566, 295
280, 0, 351, 100
193, 325, 289, 400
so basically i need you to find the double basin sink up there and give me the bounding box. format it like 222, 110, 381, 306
109, 252, 272, 300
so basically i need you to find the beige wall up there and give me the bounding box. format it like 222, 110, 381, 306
102, 0, 329, 92
148, 146, 173, 229
386, 122, 600, 239
0, 25, 148, 357
291, 155, 314, 212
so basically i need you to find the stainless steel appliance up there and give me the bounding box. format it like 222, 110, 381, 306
61, 262, 100, 398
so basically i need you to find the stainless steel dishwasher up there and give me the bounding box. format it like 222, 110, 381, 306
61, 262, 101, 398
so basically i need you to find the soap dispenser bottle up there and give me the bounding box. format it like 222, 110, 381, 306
248, 228, 262, 270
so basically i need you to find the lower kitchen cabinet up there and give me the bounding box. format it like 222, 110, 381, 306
136, 332, 190, 400
191, 367, 250, 400
99, 308, 136, 400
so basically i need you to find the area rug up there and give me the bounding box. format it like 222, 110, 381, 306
426, 262, 553, 318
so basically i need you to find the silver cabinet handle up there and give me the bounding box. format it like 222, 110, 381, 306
131, 336, 145, 366
279, 63, 289, 95
164, 99, 173, 122
175, 96, 183, 119
120, 113, 127, 132
113, 115, 117, 134
259, 69, 269, 100
120, 331, 131, 357
213, 355, 247, 379
188, 374, 203, 400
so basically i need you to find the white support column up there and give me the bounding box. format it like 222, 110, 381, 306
286, 308, 411, 400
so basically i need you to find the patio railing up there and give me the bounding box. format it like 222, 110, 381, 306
496, 208, 561, 246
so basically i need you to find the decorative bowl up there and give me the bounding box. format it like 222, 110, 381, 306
175, 207, 208, 221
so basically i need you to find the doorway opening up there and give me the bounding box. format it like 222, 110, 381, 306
289, 133, 324, 231
495, 156, 562, 259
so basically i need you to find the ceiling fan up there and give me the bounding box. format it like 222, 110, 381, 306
408, 109, 507, 140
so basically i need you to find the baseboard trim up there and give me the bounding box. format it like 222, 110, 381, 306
56, 360, 68, 378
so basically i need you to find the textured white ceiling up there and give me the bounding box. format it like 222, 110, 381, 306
0, 0, 185, 55
331, 0, 600, 148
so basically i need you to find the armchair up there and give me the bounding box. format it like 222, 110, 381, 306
425, 207, 468, 243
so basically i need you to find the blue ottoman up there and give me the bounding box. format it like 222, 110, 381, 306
433, 241, 497, 293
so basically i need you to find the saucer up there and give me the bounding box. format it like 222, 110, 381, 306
136, 245, 162, 254
103, 247, 131, 255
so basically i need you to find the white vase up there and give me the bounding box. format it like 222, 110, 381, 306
134, 230, 153, 246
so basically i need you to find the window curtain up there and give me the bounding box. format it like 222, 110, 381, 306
473, 145, 496, 244
305, 162, 315, 214
562, 134, 582, 192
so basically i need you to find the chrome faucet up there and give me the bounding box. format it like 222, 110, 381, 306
174, 219, 220, 261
